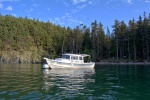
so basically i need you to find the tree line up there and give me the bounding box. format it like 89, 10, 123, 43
0, 12, 150, 62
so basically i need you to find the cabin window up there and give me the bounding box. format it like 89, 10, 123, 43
71, 56, 75, 60
79, 57, 82, 60
66, 55, 70, 59
61, 55, 66, 58
61, 55, 70, 59
71, 56, 78, 60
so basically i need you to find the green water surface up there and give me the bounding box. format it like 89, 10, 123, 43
0, 64, 150, 100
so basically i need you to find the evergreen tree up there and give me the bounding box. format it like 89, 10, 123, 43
97, 22, 105, 61
91, 20, 98, 61
105, 26, 111, 59
112, 19, 120, 60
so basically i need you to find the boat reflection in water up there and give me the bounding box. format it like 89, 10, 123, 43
42, 68, 95, 99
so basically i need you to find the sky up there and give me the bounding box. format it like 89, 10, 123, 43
0, 0, 150, 32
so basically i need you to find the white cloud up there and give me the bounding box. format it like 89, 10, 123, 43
33, 3, 38, 7
49, 12, 82, 27
88, 1, 93, 4
72, 9, 78, 14
145, 0, 150, 3
71, 0, 95, 5
106, 1, 110, 4
61, 13, 71, 19
62, 0, 70, 6
55, 17, 61, 21
26, 8, 33, 13
70, 0, 95, 14
48, 8, 51, 11
72, 0, 87, 4
53, 17, 65, 25
77, 4, 87, 9
62, 0, 95, 14
127, 0, 132, 4
5, 6, 12, 10
0, 3, 3, 8
12, 13, 17, 17
118, 0, 133, 4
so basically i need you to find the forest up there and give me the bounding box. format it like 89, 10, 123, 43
0, 12, 150, 63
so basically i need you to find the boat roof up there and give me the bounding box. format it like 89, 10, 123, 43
62, 53, 91, 57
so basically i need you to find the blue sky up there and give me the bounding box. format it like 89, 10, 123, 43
0, 0, 150, 32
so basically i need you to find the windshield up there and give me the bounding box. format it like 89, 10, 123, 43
61, 55, 70, 59
84, 56, 91, 62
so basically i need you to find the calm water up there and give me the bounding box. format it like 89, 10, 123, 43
0, 64, 150, 100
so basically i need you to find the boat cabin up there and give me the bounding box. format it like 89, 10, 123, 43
57, 53, 91, 63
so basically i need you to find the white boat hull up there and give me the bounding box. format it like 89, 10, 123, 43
42, 64, 51, 69
44, 58, 95, 69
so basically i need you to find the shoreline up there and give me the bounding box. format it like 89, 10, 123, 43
0, 61, 150, 65
95, 62, 150, 65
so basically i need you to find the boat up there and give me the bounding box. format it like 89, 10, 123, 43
42, 53, 95, 69
42, 64, 50, 69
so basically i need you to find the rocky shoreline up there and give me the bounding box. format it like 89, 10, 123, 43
0, 51, 150, 65
0, 51, 42, 64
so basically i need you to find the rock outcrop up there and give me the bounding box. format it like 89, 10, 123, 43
0, 51, 42, 63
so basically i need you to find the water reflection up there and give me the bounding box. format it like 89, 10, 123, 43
42, 68, 95, 99
0, 64, 150, 99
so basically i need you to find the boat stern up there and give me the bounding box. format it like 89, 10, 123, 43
42, 57, 51, 69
